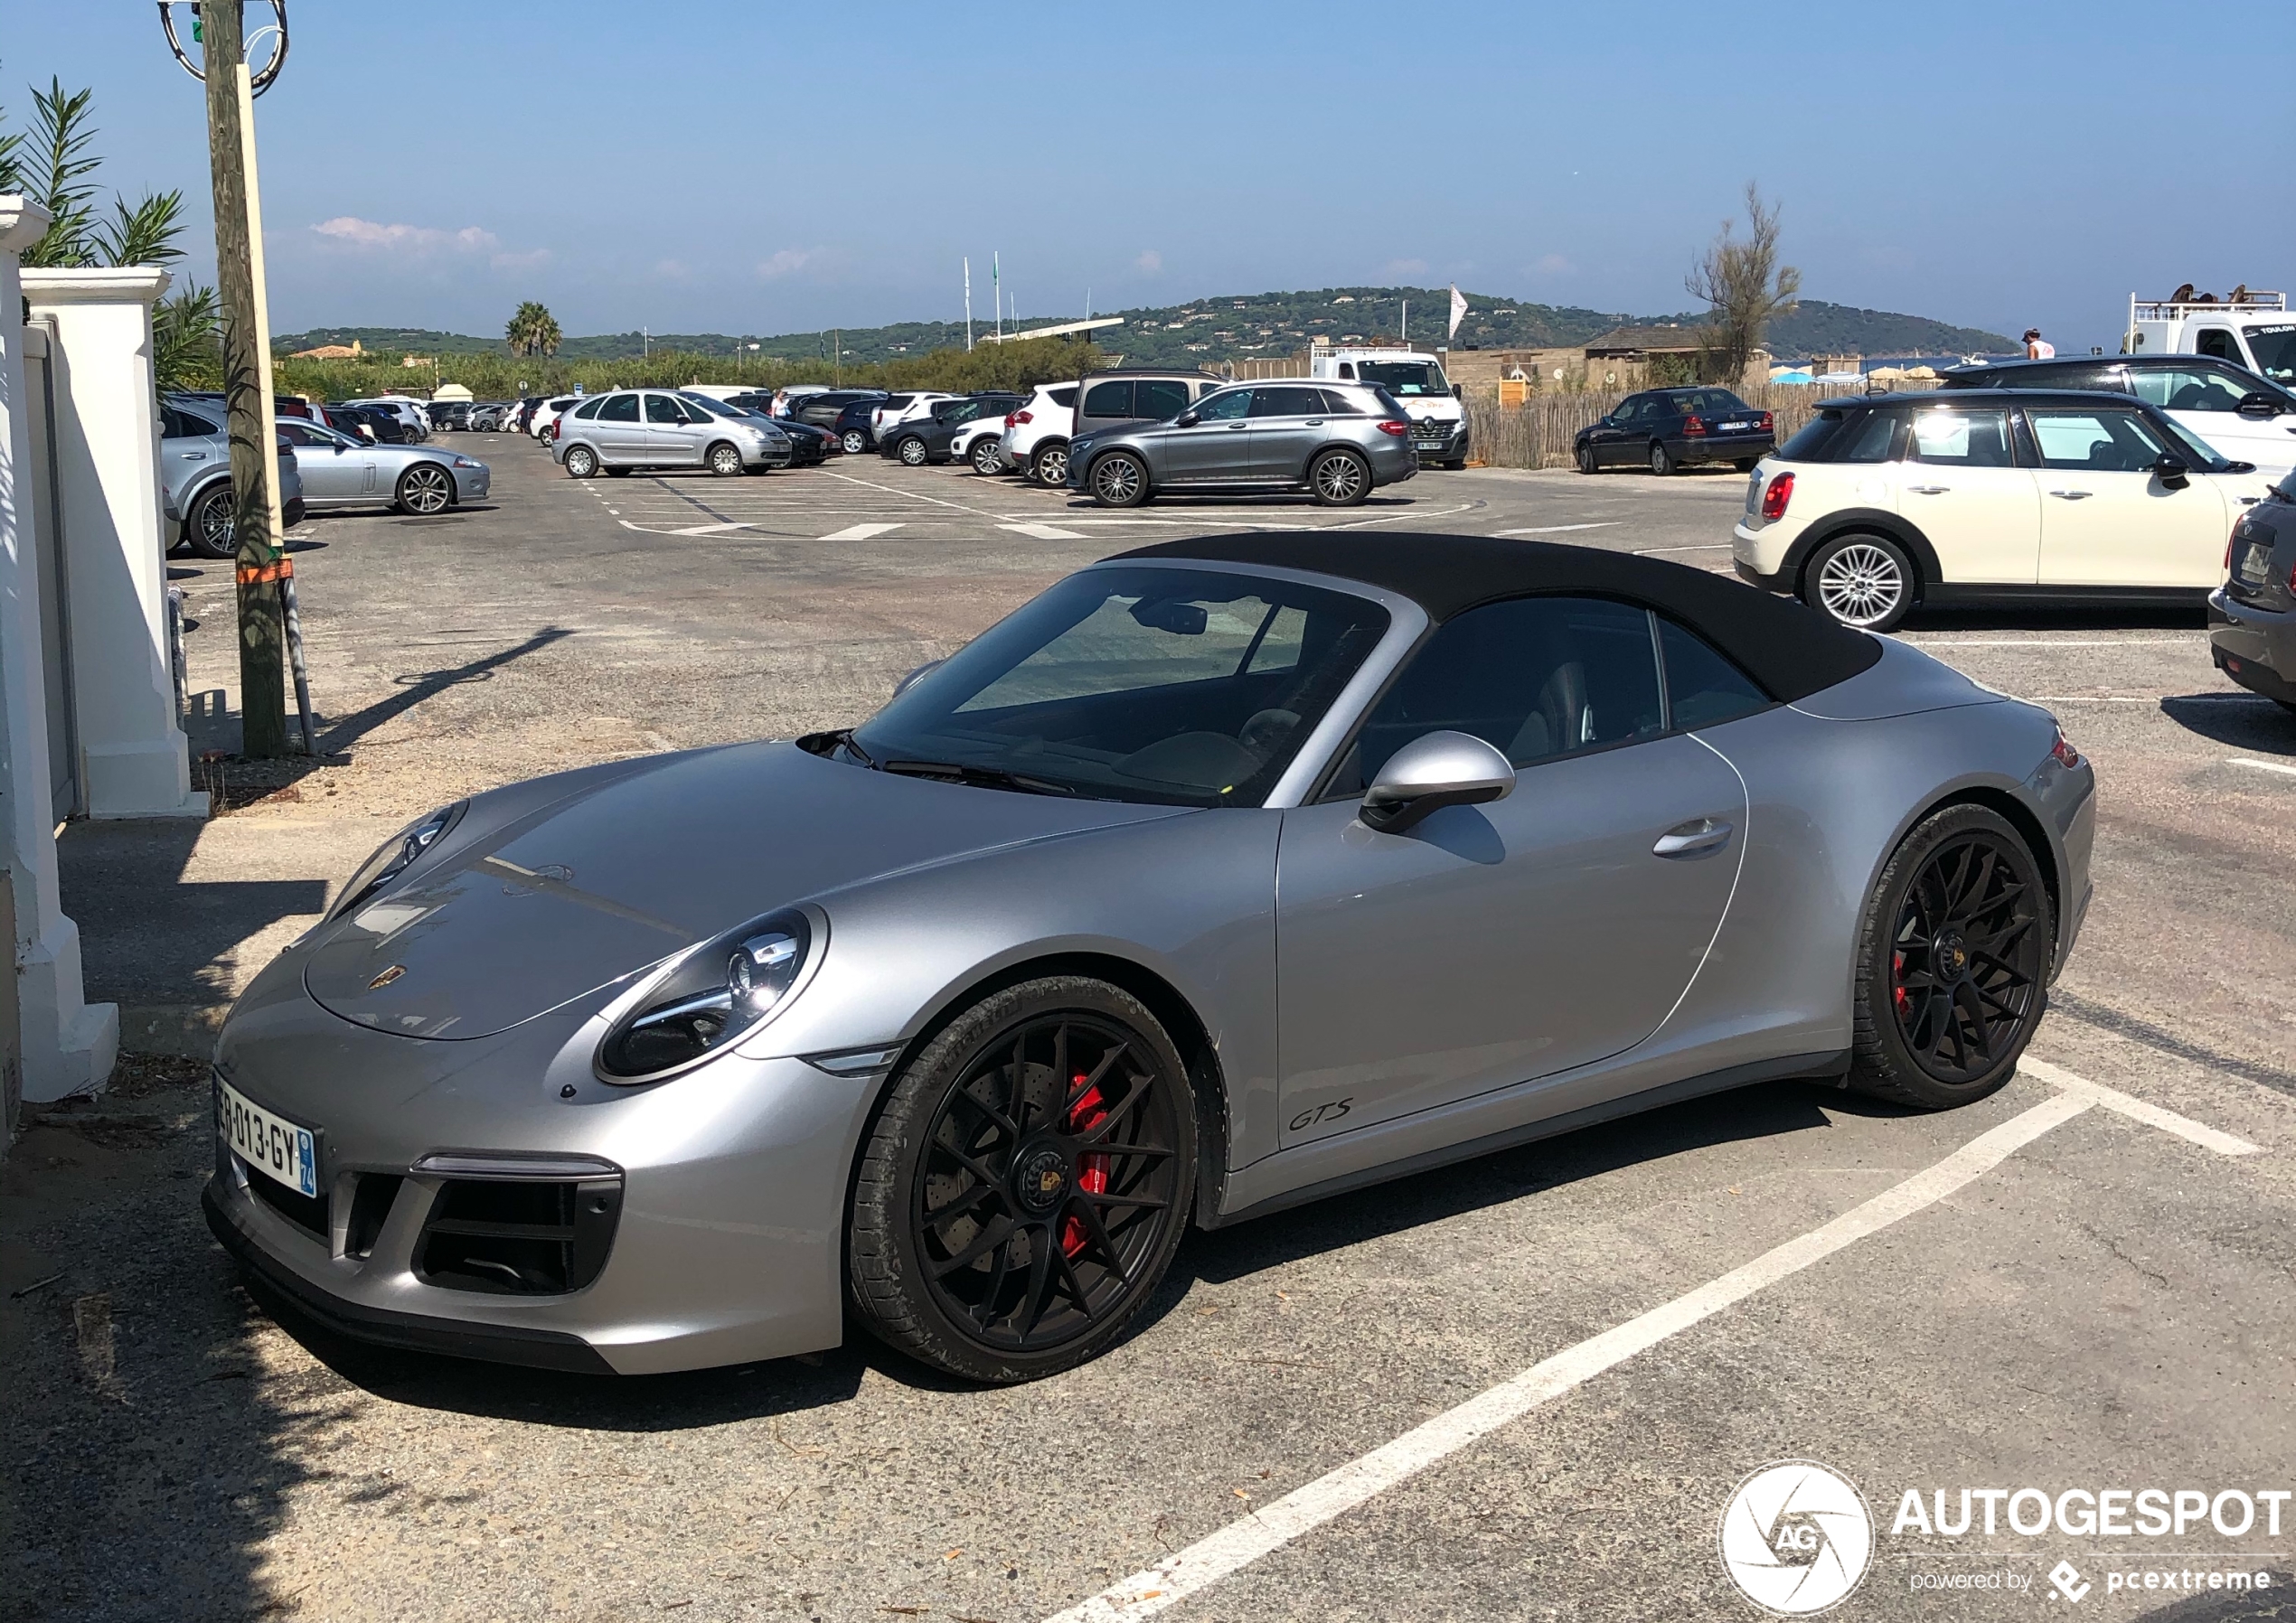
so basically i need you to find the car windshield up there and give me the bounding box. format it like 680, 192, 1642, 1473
2150, 411, 2237, 472
678, 394, 748, 419
845, 566, 1391, 808
2244, 325, 2296, 388
937, 399, 989, 424
1355, 361, 1449, 397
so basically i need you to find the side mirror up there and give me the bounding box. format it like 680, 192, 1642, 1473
1175, 410, 1200, 428
1360, 730, 1515, 834
2154, 454, 2191, 487
1452, 383, 1464, 399
2238, 391, 2283, 419
333, 444, 347, 454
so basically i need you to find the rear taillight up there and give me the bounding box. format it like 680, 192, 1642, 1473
1013, 409, 1032, 425
1683, 414, 1707, 436
1759, 470, 1794, 521
2049, 727, 2082, 770
1757, 410, 1774, 432
1376, 419, 1411, 436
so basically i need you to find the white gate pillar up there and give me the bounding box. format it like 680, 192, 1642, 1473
24, 267, 207, 820
0, 198, 118, 1101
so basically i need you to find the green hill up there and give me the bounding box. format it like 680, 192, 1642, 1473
278, 292, 2012, 369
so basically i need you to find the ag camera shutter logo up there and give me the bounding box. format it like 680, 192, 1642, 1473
1719, 1459, 1875, 1615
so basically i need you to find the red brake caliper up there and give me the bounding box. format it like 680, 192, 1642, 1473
1892, 949, 1909, 1015
1061, 1072, 1111, 1260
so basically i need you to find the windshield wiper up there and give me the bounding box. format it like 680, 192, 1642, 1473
813, 727, 876, 767
881, 759, 1083, 797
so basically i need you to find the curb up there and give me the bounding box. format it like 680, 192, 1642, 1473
118, 1004, 226, 1059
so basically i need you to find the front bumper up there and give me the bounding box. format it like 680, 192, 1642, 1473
205, 961, 886, 1374
451, 464, 492, 501
1408, 420, 1468, 461
2208, 586, 2296, 703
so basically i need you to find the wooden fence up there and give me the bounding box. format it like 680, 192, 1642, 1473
1463, 383, 1875, 471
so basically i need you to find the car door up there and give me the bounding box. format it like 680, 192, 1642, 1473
1153, 387, 1255, 483
588, 392, 644, 464
2026, 404, 2233, 586
277, 420, 359, 503
2125, 363, 2296, 476
643, 392, 701, 464
1274, 595, 1747, 1142
1586, 395, 1635, 465
1247, 384, 1330, 483
1899, 405, 2039, 584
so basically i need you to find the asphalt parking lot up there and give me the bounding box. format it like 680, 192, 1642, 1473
8, 435, 2295, 1622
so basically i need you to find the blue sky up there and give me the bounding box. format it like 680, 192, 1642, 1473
11, 2, 2292, 350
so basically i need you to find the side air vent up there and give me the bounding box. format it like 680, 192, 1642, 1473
410, 1155, 621, 1296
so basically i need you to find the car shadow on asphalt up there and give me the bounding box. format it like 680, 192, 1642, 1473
2159, 692, 2296, 755
1900, 605, 2207, 633
1172, 1078, 1902, 1291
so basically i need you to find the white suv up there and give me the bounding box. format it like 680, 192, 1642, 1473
997, 383, 1079, 483
1735, 390, 2273, 630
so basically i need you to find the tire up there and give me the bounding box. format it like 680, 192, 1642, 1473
1649, 441, 1674, 476
1308, 447, 1370, 507
1030, 442, 1070, 486
970, 438, 1002, 476
562, 445, 599, 480
1803, 531, 1916, 632
1441, 458, 1467, 471
1087, 451, 1148, 508
395, 463, 456, 514
847, 976, 1198, 1383
841, 428, 868, 455
897, 436, 928, 467
185, 483, 236, 558
707, 441, 745, 477
1847, 804, 2053, 1110
1575, 444, 1600, 475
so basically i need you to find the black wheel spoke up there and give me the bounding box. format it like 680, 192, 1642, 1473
929, 1214, 1018, 1281
922, 1178, 999, 1233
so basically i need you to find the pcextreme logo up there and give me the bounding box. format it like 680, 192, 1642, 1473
1719, 1460, 1875, 1616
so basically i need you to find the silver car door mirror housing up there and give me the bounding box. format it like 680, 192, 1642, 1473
1359, 730, 1515, 834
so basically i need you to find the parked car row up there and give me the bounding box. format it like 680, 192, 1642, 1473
159, 393, 490, 556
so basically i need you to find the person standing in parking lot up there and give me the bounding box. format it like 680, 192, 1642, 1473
2024, 327, 2056, 359
769, 387, 792, 417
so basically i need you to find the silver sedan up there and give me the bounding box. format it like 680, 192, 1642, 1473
275, 417, 490, 516
204, 533, 2093, 1384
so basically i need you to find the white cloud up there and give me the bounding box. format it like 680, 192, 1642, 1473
1529, 253, 1574, 275
1385, 258, 1430, 278
1135, 249, 1162, 275
757, 248, 820, 280
310, 216, 500, 255
489, 247, 551, 272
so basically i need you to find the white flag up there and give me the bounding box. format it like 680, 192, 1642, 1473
1447, 284, 1468, 340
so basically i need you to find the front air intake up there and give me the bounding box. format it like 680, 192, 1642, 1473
410, 1155, 622, 1296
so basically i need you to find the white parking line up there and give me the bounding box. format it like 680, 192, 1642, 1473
1002, 522, 1089, 541
1496, 522, 1620, 536
819, 522, 906, 542
2227, 756, 2296, 780
1044, 1089, 2095, 1623
1903, 638, 2192, 648
823, 467, 1007, 519
2018, 1057, 2263, 1157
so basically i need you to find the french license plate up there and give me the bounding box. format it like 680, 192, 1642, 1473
2236, 540, 2273, 588
1718, 419, 1752, 432
216, 1074, 318, 1198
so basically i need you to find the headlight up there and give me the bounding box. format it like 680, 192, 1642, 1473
331, 802, 466, 919
450, 455, 482, 469
596, 908, 811, 1083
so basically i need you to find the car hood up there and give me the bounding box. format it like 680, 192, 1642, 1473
303, 742, 1190, 1041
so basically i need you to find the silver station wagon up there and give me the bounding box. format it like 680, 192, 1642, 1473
1066, 380, 1419, 507
554, 389, 793, 478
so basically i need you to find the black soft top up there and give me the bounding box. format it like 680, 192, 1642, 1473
1115, 531, 1881, 702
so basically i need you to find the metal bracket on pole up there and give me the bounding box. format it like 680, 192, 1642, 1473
160, 2, 290, 92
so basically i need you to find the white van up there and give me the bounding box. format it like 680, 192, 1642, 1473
1309, 347, 1468, 467
2125, 289, 2296, 390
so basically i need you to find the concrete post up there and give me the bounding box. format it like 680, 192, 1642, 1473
23, 267, 209, 820
0, 197, 118, 1102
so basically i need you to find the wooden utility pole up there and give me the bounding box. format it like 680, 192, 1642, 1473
202, 0, 289, 757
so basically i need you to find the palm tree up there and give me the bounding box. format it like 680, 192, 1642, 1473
505, 301, 562, 359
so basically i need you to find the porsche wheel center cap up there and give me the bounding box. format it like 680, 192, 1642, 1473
1014, 1147, 1068, 1213
1934, 931, 1971, 980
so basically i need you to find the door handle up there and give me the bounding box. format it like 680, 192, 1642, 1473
180, 451, 206, 460
1905, 484, 1947, 494
1653, 817, 1734, 859
1303, 419, 1323, 426
2047, 490, 2093, 500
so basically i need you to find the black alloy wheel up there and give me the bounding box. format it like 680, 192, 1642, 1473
970, 438, 1002, 475
562, 445, 598, 480
848, 976, 1196, 1382
185, 483, 236, 558
1309, 447, 1370, 507
1649, 440, 1674, 475
1575, 443, 1600, 474
395, 464, 455, 514
898, 436, 928, 466
708, 441, 745, 477
1849, 804, 2052, 1109
1031, 443, 1070, 486
1087, 451, 1148, 508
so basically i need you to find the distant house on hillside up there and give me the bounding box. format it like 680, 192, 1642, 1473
291, 338, 363, 360
1582, 324, 1769, 388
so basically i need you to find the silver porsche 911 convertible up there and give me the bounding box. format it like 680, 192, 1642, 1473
205, 533, 2094, 1383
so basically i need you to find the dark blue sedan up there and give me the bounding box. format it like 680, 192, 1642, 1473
1575, 387, 1775, 475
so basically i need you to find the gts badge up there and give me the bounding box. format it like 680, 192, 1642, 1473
1289, 1098, 1353, 1133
